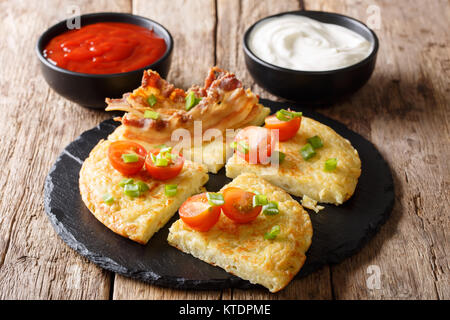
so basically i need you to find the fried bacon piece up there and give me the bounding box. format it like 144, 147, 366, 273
105, 67, 266, 144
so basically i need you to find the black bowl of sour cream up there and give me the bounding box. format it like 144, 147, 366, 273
243, 11, 379, 104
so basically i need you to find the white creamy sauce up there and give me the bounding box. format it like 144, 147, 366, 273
248, 15, 373, 71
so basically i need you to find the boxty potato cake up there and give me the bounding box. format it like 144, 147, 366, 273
168, 173, 313, 292
79, 139, 208, 244
226, 115, 361, 204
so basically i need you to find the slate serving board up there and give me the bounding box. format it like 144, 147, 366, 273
44, 99, 394, 290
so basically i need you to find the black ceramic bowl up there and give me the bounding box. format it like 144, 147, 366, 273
243, 11, 379, 104
36, 12, 173, 109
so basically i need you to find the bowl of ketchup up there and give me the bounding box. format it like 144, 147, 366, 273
36, 12, 173, 109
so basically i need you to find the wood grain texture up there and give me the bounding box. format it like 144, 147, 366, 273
303, 0, 450, 300
0, 0, 131, 300
0, 0, 448, 300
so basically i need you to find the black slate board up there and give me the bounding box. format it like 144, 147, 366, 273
44, 99, 394, 290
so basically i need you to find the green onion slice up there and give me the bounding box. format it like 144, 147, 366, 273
122, 153, 139, 163
206, 192, 225, 206
154, 156, 169, 167
262, 201, 279, 216
185, 91, 202, 111
229, 141, 237, 149
153, 144, 168, 149
119, 178, 134, 187
300, 143, 316, 161
124, 183, 140, 198
136, 181, 149, 193
271, 151, 286, 164
237, 141, 249, 154
102, 193, 114, 205
147, 94, 157, 106
307, 135, 323, 149
253, 194, 268, 207
144, 109, 159, 119
264, 225, 280, 240
165, 184, 178, 196
324, 158, 338, 172
275, 109, 302, 122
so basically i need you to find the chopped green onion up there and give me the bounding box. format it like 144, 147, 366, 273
154, 156, 169, 167
147, 94, 157, 106
229, 141, 237, 149
300, 143, 316, 161
144, 109, 159, 119
324, 158, 338, 172
206, 192, 224, 206
253, 190, 261, 195
124, 183, 140, 198
271, 151, 286, 164
102, 193, 114, 205
136, 181, 149, 193
262, 201, 279, 216
153, 144, 168, 149
159, 146, 173, 154
307, 135, 323, 149
165, 184, 178, 196
237, 141, 249, 154
253, 194, 268, 207
118, 178, 134, 187
264, 225, 280, 240
122, 153, 139, 163
276, 109, 302, 121
185, 91, 202, 111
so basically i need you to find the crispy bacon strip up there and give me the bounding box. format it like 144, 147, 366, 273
105, 67, 265, 144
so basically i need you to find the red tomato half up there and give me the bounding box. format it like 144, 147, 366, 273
179, 193, 221, 231
108, 141, 147, 176
222, 187, 262, 224
234, 126, 275, 165
145, 149, 184, 181
265, 114, 301, 141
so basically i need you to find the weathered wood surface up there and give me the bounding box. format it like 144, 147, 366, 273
0, 0, 448, 300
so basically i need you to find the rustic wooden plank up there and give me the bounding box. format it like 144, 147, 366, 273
0, 0, 131, 300
132, 0, 217, 89
303, 0, 449, 299
111, 0, 220, 300
216, 0, 334, 300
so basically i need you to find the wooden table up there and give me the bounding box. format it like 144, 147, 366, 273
0, 0, 448, 300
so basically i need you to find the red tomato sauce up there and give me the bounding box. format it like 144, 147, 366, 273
43, 22, 167, 74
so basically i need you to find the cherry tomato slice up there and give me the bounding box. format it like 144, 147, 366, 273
179, 193, 221, 231
108, 141, 147, 176
265, 114, 301, 141
222, 187, 262, 224
234, 126, 275, 164
145, 149, 184, 181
